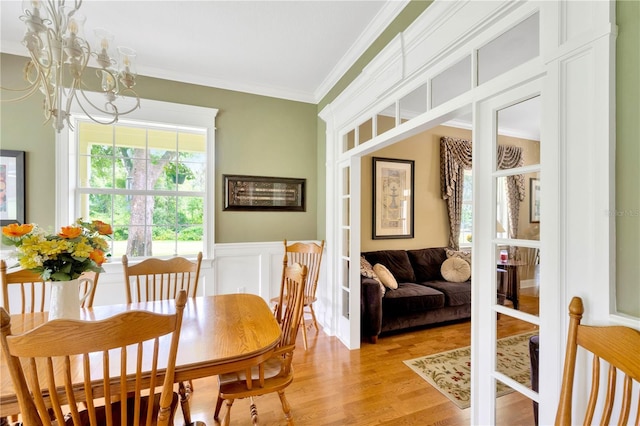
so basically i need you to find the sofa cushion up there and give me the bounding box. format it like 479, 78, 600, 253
382, 283, 445, 315
424, 280, 472, 306
373, 263, 398, 290
360, 256, 378, 280
407, 248, 447, 282
360, 256, 385, 295
440, 257, 471, 283
363, 250, 416, 283
445, 249, 472, 276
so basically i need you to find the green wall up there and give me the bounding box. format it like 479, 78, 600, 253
615, 0, 640, 317
0, 53, 318, 243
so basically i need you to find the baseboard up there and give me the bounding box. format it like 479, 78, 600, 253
521, 279, 536, 288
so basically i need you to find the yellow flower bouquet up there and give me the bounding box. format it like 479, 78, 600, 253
2, 219, 113, 281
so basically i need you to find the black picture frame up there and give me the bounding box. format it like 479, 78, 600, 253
529, 177, 540, 223
372, 157, 414, 239
223, 175, 306, 211
0, 150, 25, 226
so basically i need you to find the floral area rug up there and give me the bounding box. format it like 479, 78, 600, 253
403, 331, 537, 409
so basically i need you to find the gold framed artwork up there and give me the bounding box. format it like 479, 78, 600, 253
223, 175, 305, 211
372, 157, 414, 239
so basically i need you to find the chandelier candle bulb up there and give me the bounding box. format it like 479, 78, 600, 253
101, 71, 115, 93
118, 46, 137, 88
94, 28, 114, 68
67, 18, 78, 35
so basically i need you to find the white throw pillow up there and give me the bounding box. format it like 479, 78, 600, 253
373, 263, 398, 290
440, 257, 471, 283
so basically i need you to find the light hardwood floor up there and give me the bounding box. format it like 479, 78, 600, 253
184, 294, 540, 426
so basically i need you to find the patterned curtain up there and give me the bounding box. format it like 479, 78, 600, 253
440, 137, 525, 250
440, 137, 472, 250
496, 145, 525, 239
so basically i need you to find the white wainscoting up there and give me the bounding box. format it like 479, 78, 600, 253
5, 241, 329, 333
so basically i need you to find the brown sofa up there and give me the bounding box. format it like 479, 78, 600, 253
361, 247, 472, 343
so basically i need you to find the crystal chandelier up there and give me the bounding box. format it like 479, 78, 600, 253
2, 0, 140, 132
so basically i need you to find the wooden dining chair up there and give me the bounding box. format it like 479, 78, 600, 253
1, 259, 49, 314
555, 296, 640, 426
215, 262, 308, 426
1, 260, 100, 313
121, 252, 202, 424
0, 290, 188, 426
271, 240, 324, 350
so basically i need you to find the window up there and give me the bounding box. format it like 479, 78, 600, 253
58, 96, 218, 260
459, 168, 509, 246
459, 169, 473, 247
76, 121, 206, 258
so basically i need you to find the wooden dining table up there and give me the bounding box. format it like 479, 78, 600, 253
0, 293, 282, 422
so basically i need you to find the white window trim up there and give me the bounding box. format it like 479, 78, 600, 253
56, 94, 218, 264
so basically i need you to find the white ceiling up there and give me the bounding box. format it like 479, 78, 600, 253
0, 0, 407, 104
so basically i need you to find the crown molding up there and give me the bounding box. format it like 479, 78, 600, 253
136, 64, 317, 104
313, 0, 411, 104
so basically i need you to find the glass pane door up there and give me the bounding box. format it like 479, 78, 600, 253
493, 96, 541, 425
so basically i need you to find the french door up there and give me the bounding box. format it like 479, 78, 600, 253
473, 80, 549, 424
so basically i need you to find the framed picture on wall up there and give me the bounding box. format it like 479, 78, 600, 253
372, 157, 414, 239
0, 150, 26, 226
530, 177, 540, 223
223, 175, 305, 211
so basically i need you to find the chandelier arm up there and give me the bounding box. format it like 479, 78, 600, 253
46, 1, 65, 36
76, 86, 118, 115
0, 69, 42, 98
26, 55, 55, 124
113, 88, 141, 115
41, 27, 58, 67
74, 96, 119, 126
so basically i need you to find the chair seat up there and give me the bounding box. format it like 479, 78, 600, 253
219, 365, 295, 398
67, 392, 179, 426
218, 355, 287, 387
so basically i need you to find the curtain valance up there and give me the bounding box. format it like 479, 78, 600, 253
440, 136, 525, 249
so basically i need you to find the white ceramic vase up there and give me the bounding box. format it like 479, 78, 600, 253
48, 278, 94, 321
